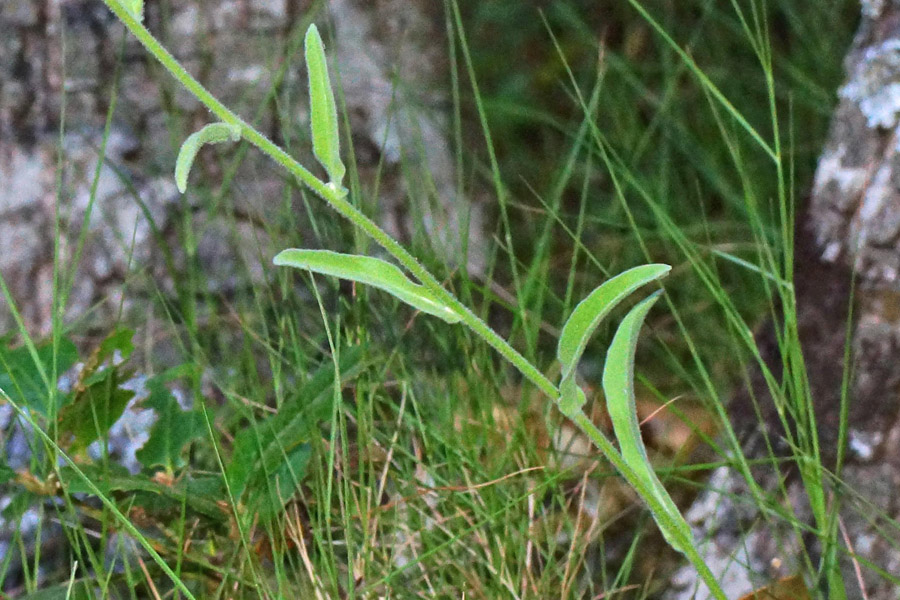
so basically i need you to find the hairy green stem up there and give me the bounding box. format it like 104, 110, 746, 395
570, 412, 726, 600
100, 3, 726, 596
101, 0, 555, 401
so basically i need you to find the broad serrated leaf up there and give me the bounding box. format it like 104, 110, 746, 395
136, 365, 206, 471
77, 327, 135, 389
602, 291, 692, 554
274, 249, 461, 323
250, 444, 311, 525
0, 336, 78, 415
556, 264, 669, 414
226, 346, 367, 511
57, 328, 136, 451
0, 462, 15, 485
138, 475, 226, 522
175, 122, 241, 193
98, 327, 135, 361
305, 24, 345, 187
57, 368, 135, 452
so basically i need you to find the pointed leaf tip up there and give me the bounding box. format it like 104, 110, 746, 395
557, 263, 670, 379
175, 122, 241, 193
305, 24, 345, 187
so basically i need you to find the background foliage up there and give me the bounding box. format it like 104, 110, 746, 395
0, 1, 865, 598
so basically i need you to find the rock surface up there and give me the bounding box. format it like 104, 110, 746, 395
0, 0, 474, 590
0, 0, 478, 337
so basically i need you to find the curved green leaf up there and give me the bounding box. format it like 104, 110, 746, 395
556, 264, 670, 414
175, 122, 241, 193
602, 291, 692, 554
0, 336, 77, 415
305, 24, 345, 187
558, 264, 670, 374
274, 249, 461, 324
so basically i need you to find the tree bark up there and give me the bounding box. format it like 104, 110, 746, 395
668, 4, 900, 598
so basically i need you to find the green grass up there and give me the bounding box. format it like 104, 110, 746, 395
1, 0, 886, 598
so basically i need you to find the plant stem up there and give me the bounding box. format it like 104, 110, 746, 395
571, 412, 727, 600
101, 0, 556, 401
100, 4, 727, 597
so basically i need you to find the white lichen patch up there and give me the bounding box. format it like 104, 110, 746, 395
841, 39, 900, 128
813, 143, 868, 199
849, 429, 883, 461
857, 82, 900, 129
858, 161, 893, 224
876, 262, 899, 283
822, 241, 842, 262
847, 160, 896, 264
862, 0, 886, 19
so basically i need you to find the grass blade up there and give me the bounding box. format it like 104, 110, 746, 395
274, 249, 461, 324
174, 122, 241, 193
305, 24, 345, 189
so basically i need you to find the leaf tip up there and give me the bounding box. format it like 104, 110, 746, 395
175, 122, 242, 194
272, 250, 293, 266
306, 23, 322, 46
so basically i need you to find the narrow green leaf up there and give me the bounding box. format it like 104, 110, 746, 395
0, 462, 14, 485
274, 249, 461, 323
226, 346, 368, 522
556, 264, 670, 414
125, 0, 144, 22
15, 581, 93, 600
305, 24, 345, 187
558, 264, 670, 374
174, 122, 241, 193
602, 291, 692, 554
